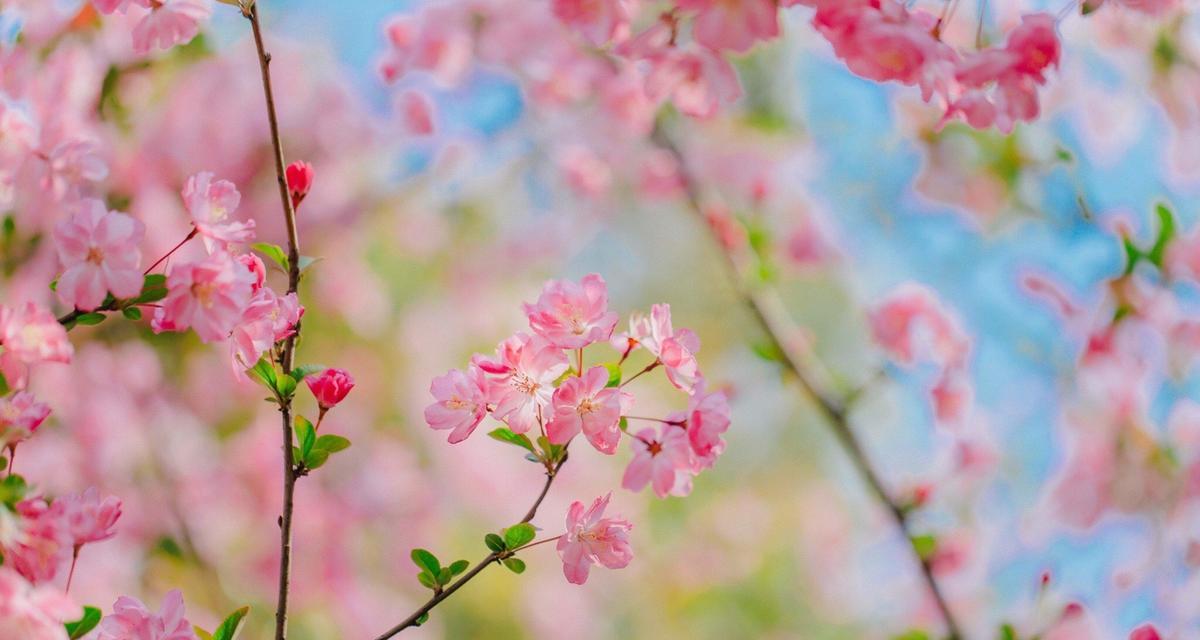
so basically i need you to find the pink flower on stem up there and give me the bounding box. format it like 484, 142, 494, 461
623, 303, 701, 393
645, 48, 742, 120
306, 368, 355, 415
56, 488, 121, 547
230, 288, 303, 370
556, 493, 633, 585
0, 303, 73, 388
551, 0, 628, 45
53, 199, 145, 311
622, 425, 695, 498
425, 366, 490, 443
0, 568, 81, 640
97, 590, 196, 640
676, 0, 779, 53
131, 0, 212, 55
182, 172, 253, 253
476, 333, 569, 434
546, 366, 622, 454
5, 498, 68, 585
151, 251, 255, 343
0, 392, 51, 449
684, 381, 730, 469
523, 273, 619, 350
286, 161, 314, 209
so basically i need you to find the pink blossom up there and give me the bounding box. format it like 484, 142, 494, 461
556, 493, 633, 585
230, 288, 303, 370
546, 366, 622, 453
53, 199, 145, 311
396, 90, 436, 136
676, 0, 779, 54
286, 161, 315, 208
4, 498, 67, 584
151, 251, 255, 343
131, 0, 212, 55
97, 590, 196, 640
869, 283, 969, 368
425, 366, 490, 443
306, 367, 355, 412
646, 48, 742, 119
0, 392, 51, 448
623, 304, 701, 393
476, 333, 569, 434
1129, 624, 1162, 640
1005, 14, 1061, 80
622, 425, 695, 498
0, 303, 73, 386
523, 273, 619, 349
56, 488, 121, 547
182, 172, 254, 252
684, 382, 731, 469
0, 568, 80, 640
551, 0, 628, 45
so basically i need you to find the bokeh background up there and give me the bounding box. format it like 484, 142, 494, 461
10, 0, 1200, 637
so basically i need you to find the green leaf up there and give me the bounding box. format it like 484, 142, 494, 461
1148, 203, 1177, 269
0, 371, 9, 396
411, 548, 441, 576
415, 613, 429, 626
503, 523, 536, 549
195, 628, 214, 640
74, 312, 105, 326
121, 306, 143, 320
601, 362, 622, 387
484, 533, 506, 553
910, 534, 938, 561
249, 358, 277, 391
294, 417, 316, 457
501, 557, 526, 574
289, 364, 325, 382
0, 474, 28, 508
535, 436, 564, 463
437, 567, 452, 585
252, 243, 289, 272
134, 274, 169, 304
210, 606, 250, 640
315, 434, 351, 453
892, 632, 931, 640
416, 571, 436, 590
448, 559, 470, 576
998, 623, 1017, 640
303, 448, 330, 470
274, 374, 297, 400
618, 416, 628, 432
487, 428, 535, 454
64, 606, 102, 639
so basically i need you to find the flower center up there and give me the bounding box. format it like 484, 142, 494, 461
511, 372, 540, 396
86, 246, 104, 265
647, 440, 662, 456
577, 397, 598, 416
191, 281, 217, 307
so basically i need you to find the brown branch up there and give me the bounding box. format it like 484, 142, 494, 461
651, 124, 963, 640
373, 453, 568, 639
243, 2, 304, 639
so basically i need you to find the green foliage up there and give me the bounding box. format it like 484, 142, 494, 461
133, 274, 169, 304
289, 364, 325, 382
291, 417, 348, 470
252, 243, 289, 273
1122, 203, 1178, 277
410, 549, 469, 591
209, 606, 250, 640
484, 533, 506, 553
122, 306, 143, 320
601, 362, 622, 387
0, 474, 28, 509
998, 623, 1018, 640
501, 557, 526, 574
488, 427, 535, 453
64, 606, 102, 639
503, 523, 536, 549
74, 312, 105, 326
909, 534, 938, 561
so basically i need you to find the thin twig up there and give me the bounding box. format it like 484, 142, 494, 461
373, 454, 568, 639
650, 123, 963, 640
243, 3, 304, 639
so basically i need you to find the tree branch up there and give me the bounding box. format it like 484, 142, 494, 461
650, 124, 963, 640
243, 3, 304, 639
373, 454, 568, 639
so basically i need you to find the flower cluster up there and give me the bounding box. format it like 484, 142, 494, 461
92, 0, 212, 55
425, 273, 730, 583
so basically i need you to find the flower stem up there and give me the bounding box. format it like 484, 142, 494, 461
143, 228, 198, 275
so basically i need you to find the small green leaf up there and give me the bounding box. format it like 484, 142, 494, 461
601, 362, 622, 387
501, 557, 526, 574
618, 416, 628, 432
416, 571, 436, 589
411, 548, 441, 576
484, 533, 506, 553
134, 274, 169, 304
448, 559, 469, 576
294, 417, 316, 457
274, 374, 297, 400
1148, 203, 1177, 269
892, 632, 931, 640
252, 242, 288, 272
415, 613, 429, 626
535, 436, 564, 463
303, 448, 330, 470
488, 428, 535, 453
0, 371, 9, 396
195, 628, 214, 640
0, 474, 28, 508
289, 364, 325, 382
249, 358, 277, 390
64, 606, 102, 639
210, 606, 250, 640
315, 434, 351, 453
504, 523, 536, 549
998, 623, 1017, 640
910, 534, 938, 561
74, 312, 105, 326
437, 567, 452, 585
121, 306, 142, 320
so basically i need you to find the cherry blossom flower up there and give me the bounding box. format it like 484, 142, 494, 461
286, 161, 314, 208
4, 498, 68, 584
305, 368, 355, 413
56, 488, 121, 547
556, 493, 633, 585
524, 273, 619, 350
230, 288, 303, 370
425, 366, 490, 443
645, 48, 742, 120
151, 251, 255, 343
182, 172, 253, 252
0, 568, 80, 640
0, 392, 51, 448
131, 0, 212, 55
53, 199, 145, 311
0, 303, 72, 388
546, 366, 623, 453
676, 0, 779, 54
97, 590, 196, 640
476, 333, 569, 434
550, 0, 628, 45
683, 381, 730, 469
622, 304, 701, 393
622, 425, 695, 498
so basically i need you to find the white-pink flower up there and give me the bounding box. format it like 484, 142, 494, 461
476, 333, 568, 434
151, 251, 255, 343
0, 568, 80, 640
676, 0, 779, 53
229, 287, 303, 370
131, 0, 212, 56
623, 303, 701, 393
556, 493, 633, 585
546, 366, 623, 454
523, 273, 619, 349
53, 199, 145, 311
0, 392, 51, 449
622, 425, 695, 498
684, 381, 730, 469
97, 590, 197, 640
425, 365, 490, 443
55, 488, 121, 547
0, 303, 72, 388
182, 172, 254, 252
